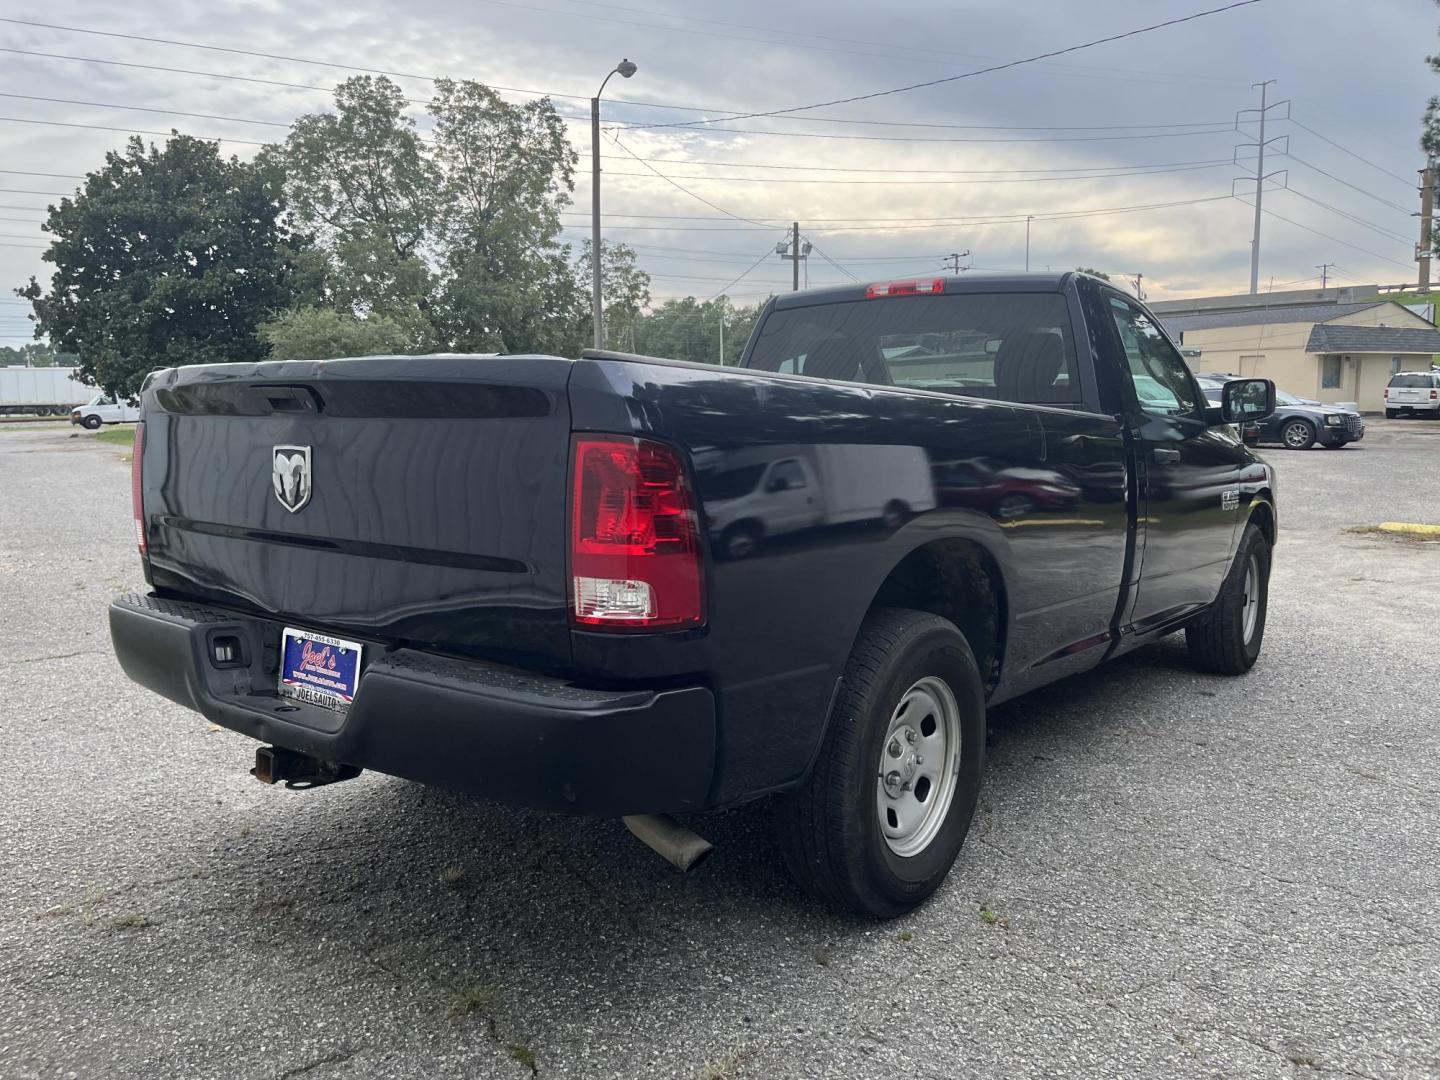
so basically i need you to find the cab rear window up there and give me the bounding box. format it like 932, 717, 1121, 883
746, 292, 1080, 405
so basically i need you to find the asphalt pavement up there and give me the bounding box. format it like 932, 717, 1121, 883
1, 420, 1438, 1080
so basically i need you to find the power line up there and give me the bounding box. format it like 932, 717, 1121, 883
604, 133, 776, 227
0, 168, 86, 179
0, 91, 291, 128
1282, 188, 1413, 244
606, 121, 1239, 144
555, 0, 1234, 85
634, 1, 1265, 130
0, 187, 69, 196
1288, 118, 1415, 188
0, 115, 269, 147
601, 154, 1236, 175
1234, 196, 1412, 269
707, 246, 788, 301
805, 239, 860, 282
0, 21, 1229, 127
1280, 152, 1412, 216
593, 161, 1238, 186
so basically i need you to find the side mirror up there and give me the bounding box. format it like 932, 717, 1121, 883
765, 476, 790, 493
1220, 378, 1275, 424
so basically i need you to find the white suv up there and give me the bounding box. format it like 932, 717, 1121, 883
1385, 371, 1440, 418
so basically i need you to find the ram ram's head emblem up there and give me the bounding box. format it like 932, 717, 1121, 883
271, 445, 312, 513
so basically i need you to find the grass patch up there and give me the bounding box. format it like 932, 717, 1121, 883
98, 912, 152, 932
1288, 1051, 1318, 1068
446, 980, 501, 1019
439, 865, 466, 886
897, 930, 914, 942
92, 424, 137, 446
978, 901, 1010, 929
699, 1045, 748, 1080
506, 1043, 537, 1073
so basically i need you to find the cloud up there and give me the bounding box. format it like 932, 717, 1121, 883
0, 0, 1431, 329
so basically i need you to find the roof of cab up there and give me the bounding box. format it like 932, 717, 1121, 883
769, 271, 1078, 310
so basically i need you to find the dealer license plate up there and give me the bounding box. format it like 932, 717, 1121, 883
279, 628, 363, 713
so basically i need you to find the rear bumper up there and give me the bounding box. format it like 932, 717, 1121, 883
108, 594, 716, 816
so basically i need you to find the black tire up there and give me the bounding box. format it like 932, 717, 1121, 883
1280, 419, 1315, 450
1385, 408, 1398, 419
81, 415, 102, 430
721, 521, 762, 559
1185, 521, 1270, 676
773, 608, 986, 918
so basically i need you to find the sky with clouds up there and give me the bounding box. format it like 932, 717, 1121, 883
2, 0, 1437, 346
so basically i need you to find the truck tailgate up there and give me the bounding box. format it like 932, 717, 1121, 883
139, 355, 575, 669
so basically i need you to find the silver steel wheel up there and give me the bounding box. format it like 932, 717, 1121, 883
1283, 421, 1312, 449
876, 675, 963, 858
1240, 551, 1261, 645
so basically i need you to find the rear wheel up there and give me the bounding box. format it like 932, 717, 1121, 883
1281, 420, 1315, 450
1385, 408, 1398, 419
773, 608, 986, 918
1186, 521, 1270, 675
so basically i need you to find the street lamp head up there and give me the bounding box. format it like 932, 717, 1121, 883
616, 59, 637, 78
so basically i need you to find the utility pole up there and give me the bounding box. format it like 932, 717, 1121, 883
1024, 216, 1033, 272
1235, 80, 1288, 296
1131, 273, 1145, 301
1418, 162, 1435, 290
792, 221, 800, 292
589, 59, 638, 350
1315, 262, 1334, 289
777, 224, 810, 291
943, 251, 970, 275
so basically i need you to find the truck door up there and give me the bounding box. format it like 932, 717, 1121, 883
1104, 294, 1244, 633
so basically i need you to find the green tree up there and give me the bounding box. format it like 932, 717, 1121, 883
275, 76, 587, 357
632, 296, 764, 365
1075, 266, 1111, 281
577, 240, 652, 351
18, 135, 306, 397
429, 78, 584, 354
273, 76, 437, 329
259, 307, 415, 362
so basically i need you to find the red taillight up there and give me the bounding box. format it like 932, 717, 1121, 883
131, 421, 146, 555
1432, 389, 1438, 400
569, 435, 703, 630
865, 278, 946, 299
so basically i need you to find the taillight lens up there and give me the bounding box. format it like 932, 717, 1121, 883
570, 435, 703, 630
1432, 389, 1438, 400
866, 278, 946, 299
131, 421, 146, 555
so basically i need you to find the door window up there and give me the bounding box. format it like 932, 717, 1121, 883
1108, 298, 1201, 418
766, 459, 808, 492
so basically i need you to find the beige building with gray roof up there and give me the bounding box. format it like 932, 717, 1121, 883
1150, 286, 1440, 412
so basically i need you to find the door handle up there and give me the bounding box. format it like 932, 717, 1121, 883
1151, 447, 1181, 464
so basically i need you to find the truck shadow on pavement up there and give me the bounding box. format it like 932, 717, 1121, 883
179, 634, 1212, 989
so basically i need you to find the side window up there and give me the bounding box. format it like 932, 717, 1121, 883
1108, 298, 1201, 418
766, 459, 808, 492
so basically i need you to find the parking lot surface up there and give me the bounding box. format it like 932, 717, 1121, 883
2, 421, 1438, 1080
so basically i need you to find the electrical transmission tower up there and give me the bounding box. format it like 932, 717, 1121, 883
1234, 80, 1290, 295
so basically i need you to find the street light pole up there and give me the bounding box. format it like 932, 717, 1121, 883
1024, 216, 1033, 272
591, 58, 637, 351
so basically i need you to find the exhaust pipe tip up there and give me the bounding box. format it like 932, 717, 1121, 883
622, 814, 715, 873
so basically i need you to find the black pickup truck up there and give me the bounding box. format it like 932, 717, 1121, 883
109, 272, 1278, 917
